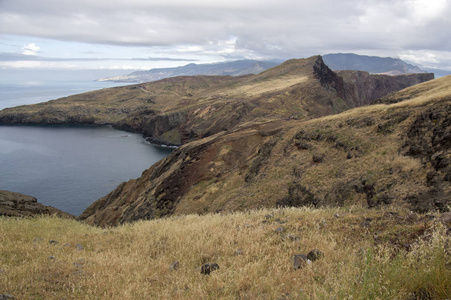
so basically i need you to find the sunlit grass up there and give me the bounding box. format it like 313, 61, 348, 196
1, 207, 449, 299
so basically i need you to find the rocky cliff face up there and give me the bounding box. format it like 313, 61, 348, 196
0, 190, 73, 218
79, 75, 451, 226
337, 71, 434, 108
0, 56, 434, 147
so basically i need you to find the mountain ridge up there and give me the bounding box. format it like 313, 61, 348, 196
0, 56, 434, 147
98, 59, 281, 83
79, 74, 451, 226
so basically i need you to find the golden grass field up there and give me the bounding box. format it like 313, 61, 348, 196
1, 206, 450, 299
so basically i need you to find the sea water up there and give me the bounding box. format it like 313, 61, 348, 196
0, 80, 173, 216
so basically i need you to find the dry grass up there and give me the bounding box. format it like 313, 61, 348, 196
1, 207, 450, 299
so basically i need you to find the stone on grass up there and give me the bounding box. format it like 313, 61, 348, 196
75, 244, 84, 251
439, 212, 451, 228
234, 249, 244, 256
48, 240, 58, 245
292, 254, 311, 270
275, 226, 286, 234
307, 249, 324, 261
169, 261, 180, 271
200, 263, 220, 275
282, 234, 300, 241
0, 294, 14, 300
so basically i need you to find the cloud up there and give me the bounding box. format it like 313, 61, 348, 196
22, 43, 40, 55
0, 0, 451, 68
0, 52, 197, 62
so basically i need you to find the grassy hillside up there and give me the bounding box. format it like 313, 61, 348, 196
0, 56, 433, 146
80, 75, 451, 226
1, 207, 450, 299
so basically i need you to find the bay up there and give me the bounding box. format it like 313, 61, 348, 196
0, 79, 172, 216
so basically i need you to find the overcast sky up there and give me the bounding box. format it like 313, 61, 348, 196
0, 0, 450, 73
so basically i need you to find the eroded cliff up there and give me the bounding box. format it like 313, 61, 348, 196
79, 76, 451, 226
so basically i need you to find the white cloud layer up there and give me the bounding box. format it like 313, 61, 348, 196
0, 0, 450, 70
21, 43, 40, 55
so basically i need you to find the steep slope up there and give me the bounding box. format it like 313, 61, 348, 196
98, 59, 280, 83
0, 56, 433, 146
0, 190, 73, 218
80, 75, 451, 227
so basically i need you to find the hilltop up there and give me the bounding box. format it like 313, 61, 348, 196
0, 56, 433, 146
79, 74, 450, 226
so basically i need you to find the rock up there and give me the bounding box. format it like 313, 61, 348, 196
200, 263, 220, 275
406, 212, 418, 222
307, 249, 324, 261
169, 261, 180, 271
439, 212, 451, 228
0, 294, 14, 300
282, 234, 300, 241
48, 240, 58, 245
292, 254, 311, 270
360, 218, 372, 228
312, 153, 325, 163
0, 190, 73, 218
234, 249, 244, 256
48, 256, 55, 260
276, 226, 286, 234
75, 244, 84, 251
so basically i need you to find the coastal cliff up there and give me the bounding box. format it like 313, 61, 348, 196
0, 56, 434, 146
80, 75, 450, 226
0, 190, 73, 218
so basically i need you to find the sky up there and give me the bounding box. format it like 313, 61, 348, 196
0, 0, 450, 77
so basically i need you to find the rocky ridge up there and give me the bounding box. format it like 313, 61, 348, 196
79, 75, 450, 226
0, 56, 433, 146
0, 190, 73, 218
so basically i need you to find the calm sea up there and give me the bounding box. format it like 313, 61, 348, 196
0, 80, 173, 216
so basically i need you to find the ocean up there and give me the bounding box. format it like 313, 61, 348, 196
0, 79, 173, 216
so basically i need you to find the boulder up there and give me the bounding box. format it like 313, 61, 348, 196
200, 263, 220, 275
307, 249, 324, 261
292, 254, 311, 270
169, 261, 180, 271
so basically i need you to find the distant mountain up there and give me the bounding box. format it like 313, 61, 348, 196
421, 67, 451, 78
98, 60, 281, 83
323, 53, 426, 75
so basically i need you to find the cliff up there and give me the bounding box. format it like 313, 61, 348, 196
0, 190, 74, 218
79, 75, 451, 226
0, 56, 434, 147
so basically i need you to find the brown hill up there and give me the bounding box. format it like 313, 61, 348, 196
79, 75, 451, 227
0, 190, 73, 218
0, 56, 433, 146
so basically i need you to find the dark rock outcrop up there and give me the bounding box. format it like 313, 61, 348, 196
200, 263, 220, 275
0, 190, 73, 218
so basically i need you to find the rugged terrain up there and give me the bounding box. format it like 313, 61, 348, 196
79, 74, 450, 227
0, 56, 433, 146
1, 207, 450, 299
0, 190, 73, 218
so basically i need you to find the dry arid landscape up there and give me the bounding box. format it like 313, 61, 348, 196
1, 56, 450, 299
1, 207, 450, 299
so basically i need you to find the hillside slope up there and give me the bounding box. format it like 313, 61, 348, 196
0, 56, 433, 146
2, 207, 450, 299
80, 75, 451, 227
